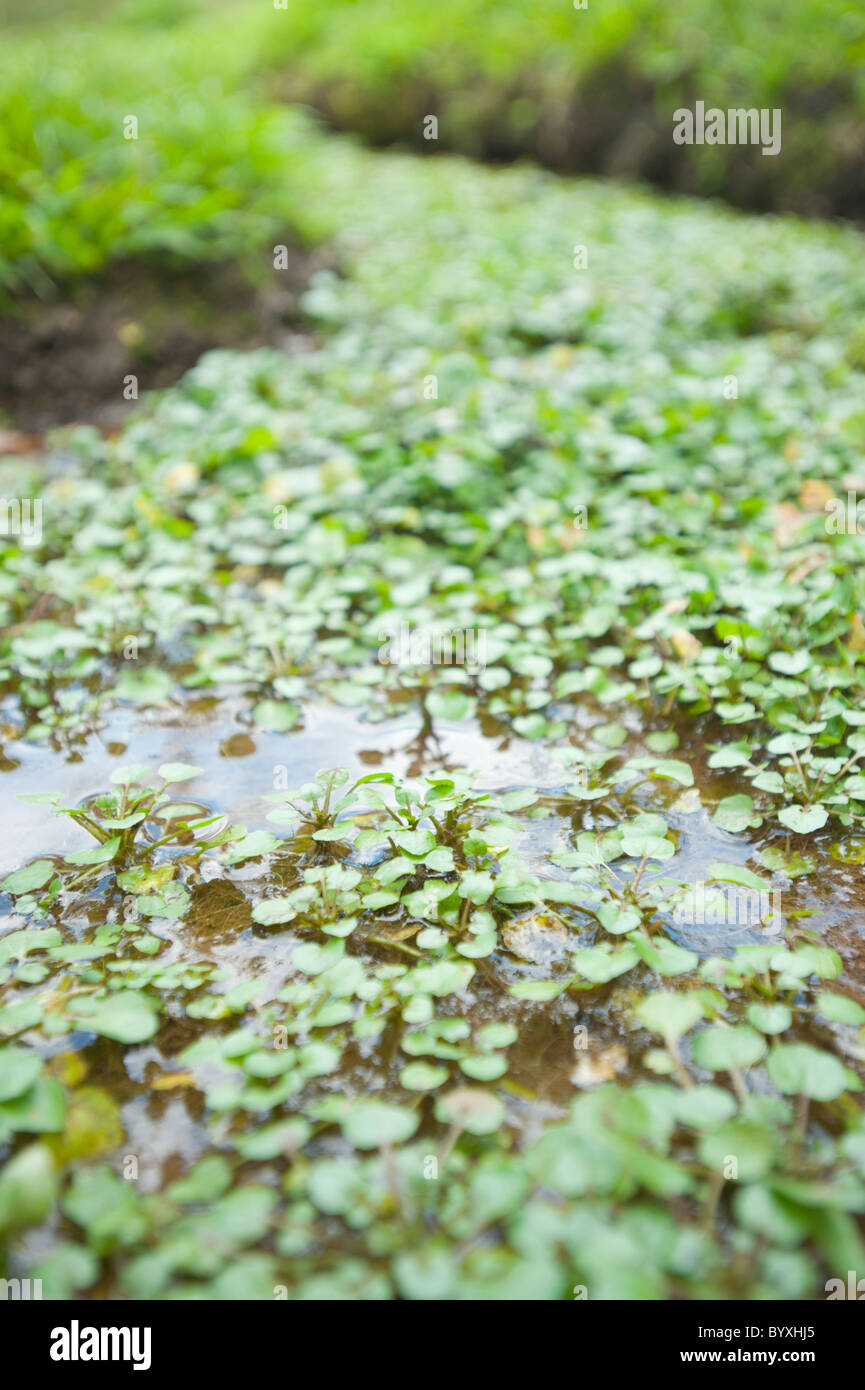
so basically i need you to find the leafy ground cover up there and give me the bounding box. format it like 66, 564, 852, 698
2, 125, 865, 1297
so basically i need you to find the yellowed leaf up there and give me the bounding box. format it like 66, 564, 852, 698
571, 1045, 627, 1089
848, 613, 865, 653
47, 1086, 123, 1164
262, 472, 294, 503
670, 627, 702, 663
256, 578, 283, 599
48, 1051, 88, 1087
163, 460, 199, 493
772, 502, 806, 547
787, 552, 828, 585
116, 320, 143, 348
798, 479, 834, 512
557, 522, 584, 551
152, 1071, 195, 1091
502, 913, 572, 964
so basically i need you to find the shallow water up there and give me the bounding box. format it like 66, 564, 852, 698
4, 705, 862, 997
4, 693, 862, 949
2, 683, 864, 1290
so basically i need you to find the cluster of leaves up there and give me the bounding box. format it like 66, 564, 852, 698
7, 1075, 865, 1301
1, 764, 864, 1297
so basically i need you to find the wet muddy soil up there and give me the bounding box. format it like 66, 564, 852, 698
0, 250, 322, 431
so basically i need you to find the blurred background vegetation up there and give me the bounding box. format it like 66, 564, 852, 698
0, 0, 863, 308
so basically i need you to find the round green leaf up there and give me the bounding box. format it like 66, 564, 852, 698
692, 1025, 766, 1072
341, 1101, 419, 1149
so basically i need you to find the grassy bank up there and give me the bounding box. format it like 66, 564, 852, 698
0, 10, 326, 304
1, 0, 863, 317
255, 0, 865, 216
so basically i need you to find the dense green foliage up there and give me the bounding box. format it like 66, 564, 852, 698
0, 7, 321, 301
2, 132, 865, 1296
257, 0, 865, 214
1, 0, 863, 310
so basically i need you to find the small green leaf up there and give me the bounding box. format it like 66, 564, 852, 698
651, 759, 694, 787
435, 1088, 505, 1135
400, 1062, 448, 1091
693, 1025, 766, 1072
252, 898, 297, 926
68, 991, 159, 1044
65, 837, 121, 867
713, 795, 758, 833
777, 805, 829, 834
1, 861, 55, 896
815, 993, 865, 1026
706, 862, 768, 891
252, 700, 300, 732
636, 992, 703, 1043
157, 763, 203, 783
0, 1048, 42, 1102
746, 1003, 792, 1035
342, 1101, 419, 1149
767, 1043, 858, 1101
